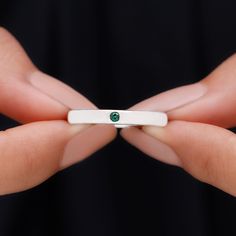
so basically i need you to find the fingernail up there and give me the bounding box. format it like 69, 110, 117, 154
29, 71, 96, 109
142, 126, 165, 140
60, 125, 116, 169
59, 123, 90, 169
142, 126, 182, 166
130, 82, 207, 112
69, 124, 91, 136
121, 126, 181, 166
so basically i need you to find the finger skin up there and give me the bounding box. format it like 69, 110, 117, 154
169, 54, 236, 128
144, 121, 236, 196
0, 27, 95, 123
0, 121, 70, 194
0, 121, 75, 195
0, 121, 116, 195
127, 54, 236, 128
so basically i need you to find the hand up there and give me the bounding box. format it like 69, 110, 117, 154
0, 28, 116, 195
121, 54, 236, 196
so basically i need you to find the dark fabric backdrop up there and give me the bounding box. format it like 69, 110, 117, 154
0, 0, 236, 235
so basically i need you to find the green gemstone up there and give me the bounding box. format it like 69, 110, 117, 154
110, 112, 120, 122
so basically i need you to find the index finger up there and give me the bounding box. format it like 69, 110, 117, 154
0, 27, 96, 123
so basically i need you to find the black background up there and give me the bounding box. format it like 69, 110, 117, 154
0, 0, 236, 235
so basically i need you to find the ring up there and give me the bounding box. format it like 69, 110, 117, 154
68, 109, 168, 128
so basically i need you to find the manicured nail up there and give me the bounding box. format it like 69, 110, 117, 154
142, 126, 182, 166
121, 126, 181, 166
130, 82, 207, 112
29, 71, 96, 109
60, 125, 116, 169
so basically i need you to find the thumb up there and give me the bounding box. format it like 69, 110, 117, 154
143, 121, 236, 196
130, 53, 236, 128
0, 121, 115, 195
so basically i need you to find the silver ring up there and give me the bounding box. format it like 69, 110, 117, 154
68, 109, 168, 128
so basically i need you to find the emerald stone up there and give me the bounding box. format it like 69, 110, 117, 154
110, 112, 120, 122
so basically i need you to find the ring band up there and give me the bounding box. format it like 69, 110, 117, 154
68, 109, 168, 128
